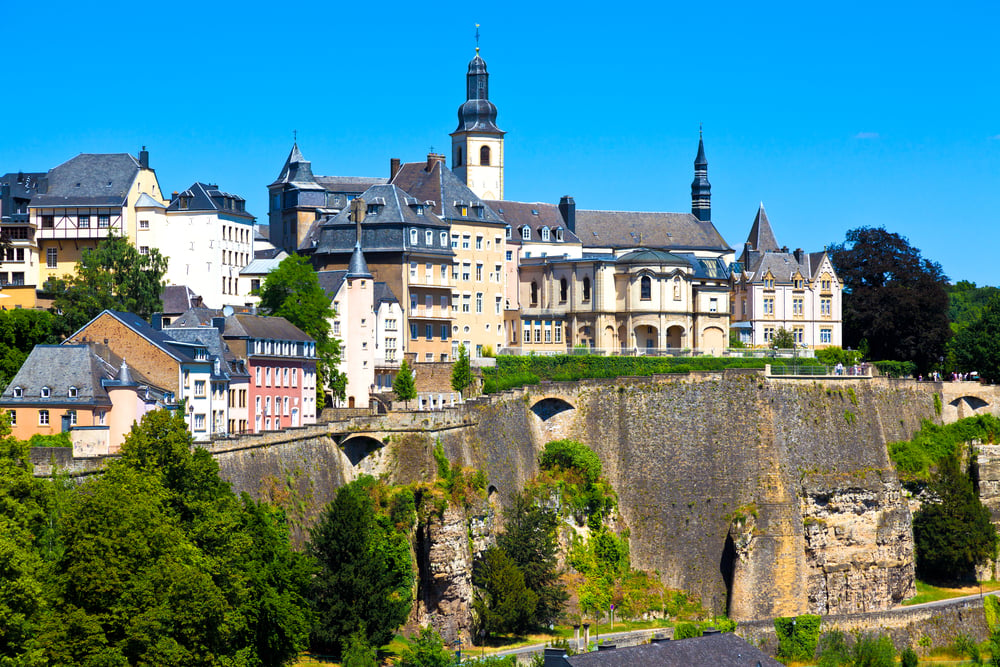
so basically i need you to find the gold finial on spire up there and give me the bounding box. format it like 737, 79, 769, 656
475, 23, 480, 53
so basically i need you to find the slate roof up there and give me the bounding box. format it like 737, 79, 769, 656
373, 281, 398, 306
135, 192, 166, 209
166, 307, 222, 327
558, 633, 781, 666
0, 171, 45, 201
161, 285, 203, 315
308, 183, 452, 256
163, 326, 247, 380
223, 314, 314, 343
315, 176, 386, 193
745, 203, 780, 253
270, 143, 385, 192
242, 254, 287, 275
71, 310, 197, 363
347, 243, 372, 277
390, 158, 505, 225
271, 143, 320, 187
486, 200, 581, 245
317, 270, 347, 298
616, 248, 691, 266
575, 210, 731, 252
32, 153, 141, 208
166, 181, 254, 220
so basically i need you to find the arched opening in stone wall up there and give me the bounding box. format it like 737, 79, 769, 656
341, 435, 383, 466
531, 397, 575, 421
949, 395, 989, 420
720, 532, 737, 617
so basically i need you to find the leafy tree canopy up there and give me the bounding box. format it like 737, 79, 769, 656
829, 227, 951, 372
308, 475, 414, 656
951, 292, 1000, 383
0, 309, 59, 392
772, 327, 796, 350
451, 343, 474, 396
44, 233, 168, 337
257, 254, 344, 403
912, 452, 998, 582
398, 626, 453, 667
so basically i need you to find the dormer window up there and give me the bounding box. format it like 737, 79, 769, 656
366, 203, 381, 215
409, 228, 418, 245
521, 226, 531, 241
459, 206, 468, 217
425, 230, 433, 245
68, 387, 78, 398
440, 231, 448, 246
541, 227, 550, 242
505, 225, 512, 239
12, 387, 22, 398
416, 205, 425, 216
555, 228, 564, 242
40, 386, 50, 398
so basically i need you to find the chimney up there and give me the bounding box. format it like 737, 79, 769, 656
426, 153, 446, 171
139, 146, 149, 170
390, 158, 401, 181
150, 313, 162, 330
794, 248, 804, 263
543, 648, 570, 667
212, 316, 226, 332
171, 191, 179, 202
558, 195, 576, 233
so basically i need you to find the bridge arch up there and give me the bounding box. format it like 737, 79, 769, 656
947, 394, 990, 421
530, 397, 576, 421
340, 435, 384, 466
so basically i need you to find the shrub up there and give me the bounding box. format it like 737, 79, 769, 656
899, 647, 919, 667
816, 630, 850, 667
850, 632, 895, 667
774, 614, 822, 662
873, 360, 917, 378
674, 622, 701, 639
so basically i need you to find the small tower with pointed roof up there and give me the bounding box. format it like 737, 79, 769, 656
451, 29, 505, 200
691, 128, 712, 222
268, 142, 328, 254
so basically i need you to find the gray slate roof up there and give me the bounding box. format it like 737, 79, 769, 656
166, 181, 254, 220
32, 153, 141, 208
164, 326, 247, 380
222, 314, 314, 343
72, 310, 197, 363
242, 254, 287, 275
317, 270, 347, 298
486, 200, 581, 245
1, 171, 45, 201
575, 210, 731, 252
0, 345, 114, 406
373, 281, 398, 306
161, 285, 203, 315
166, 307, 221, 327
616, 248, 691, 266
315, 176, 386, 193
558, 633, 781, 666
390, 158, 505, 225
745, 203, 780, 253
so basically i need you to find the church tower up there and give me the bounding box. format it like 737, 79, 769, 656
451, 39, 505, 200
691, 128, 712, 222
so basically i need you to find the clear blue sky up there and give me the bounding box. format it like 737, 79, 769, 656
3, 1, 998, 285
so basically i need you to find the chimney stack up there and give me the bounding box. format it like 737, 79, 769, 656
150, 313, 162, 330
212, 316, 226, 331
426, 153, 446, 171
794, 248, 804, 263
558, 195, 576, 234
390, 158, 401, 181
139, 146, 149, 170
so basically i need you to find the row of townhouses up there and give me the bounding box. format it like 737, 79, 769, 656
0, 46, 843, 429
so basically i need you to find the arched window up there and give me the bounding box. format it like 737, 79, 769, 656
480, 145, 491, 166
521, 226, 531, 241
640, 275, 652, 300
455, 146, 463, 167
440, 231, 448, 246
582, 277, 591, 302
560, 278, 568, 302
541, 227, 550, 241
530, 281, 539, 306
673, 276, 681, 300
409, 228, 418, 245
40, 386, 50, 398
425, 229, 433, 245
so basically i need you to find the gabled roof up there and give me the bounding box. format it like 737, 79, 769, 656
222, 314, 314, 343
576, 210, 731, 252
32, 153, 141, 208
390, 158, 504, 225
161, 285, 203, 315
135, 192, 166, 209
164, 326, 247, 380
166, 181, 254, 219
70, 310, 196, 364
746, 252, 810, 283
166, 307, 221, 327
373, 281, 398, 306
486, 200, 581, 245
317, 270, 348, 299
745, 203, 780, 253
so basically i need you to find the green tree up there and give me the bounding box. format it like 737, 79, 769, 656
257, 253, 345, 404
393, 359, 417, 408
913, 452, 998, 581
473, 546, 538, 638
451, 343, 474, 397
497, 492, 567, 627
341, 631, 378, 667
398, 626, 453, 667
36, 409, 313, 666
948, 280, 1000, 328
829, 227, 951, 373
772, 327, 796, 350
308, 476, 414, 656
952, 293, 1000, 383
44, 232, 168, 336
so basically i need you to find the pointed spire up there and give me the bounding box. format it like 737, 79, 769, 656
691, 127, 711, 221
347, 241, 372, 278
746, 202, 780, 252
272, 142, 315, 185
116, 360, 135, 385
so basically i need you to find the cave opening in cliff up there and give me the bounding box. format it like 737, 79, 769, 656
530, 397, 575, 421
720, 533, 737, 616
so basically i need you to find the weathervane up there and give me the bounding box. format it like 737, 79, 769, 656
475, 24, 480, 53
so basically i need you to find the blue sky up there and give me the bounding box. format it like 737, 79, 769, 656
3, 0, 998, 285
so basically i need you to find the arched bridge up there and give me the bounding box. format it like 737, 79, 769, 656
935, 382, 1000, 423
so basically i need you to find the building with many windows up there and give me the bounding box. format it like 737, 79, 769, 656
730, 204, 842, 349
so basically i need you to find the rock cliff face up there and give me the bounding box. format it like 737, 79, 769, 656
208, 372, 937, 627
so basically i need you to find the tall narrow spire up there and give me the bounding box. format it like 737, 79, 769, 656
691, 126, 711, 222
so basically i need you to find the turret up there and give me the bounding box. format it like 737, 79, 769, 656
691, 128, 712, 222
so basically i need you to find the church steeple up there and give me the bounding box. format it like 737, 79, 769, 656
451, 29, 505, 200
691, 127, 711, 222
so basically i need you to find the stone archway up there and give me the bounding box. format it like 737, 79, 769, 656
667, 325, 684, 349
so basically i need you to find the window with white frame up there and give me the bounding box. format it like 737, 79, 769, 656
521, 226, 531, 240
409, 228, 418, 245
46, 248, 57, 268
40, 386, 50, 398
820, 328, 832, 344
39, 410, 49, 425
